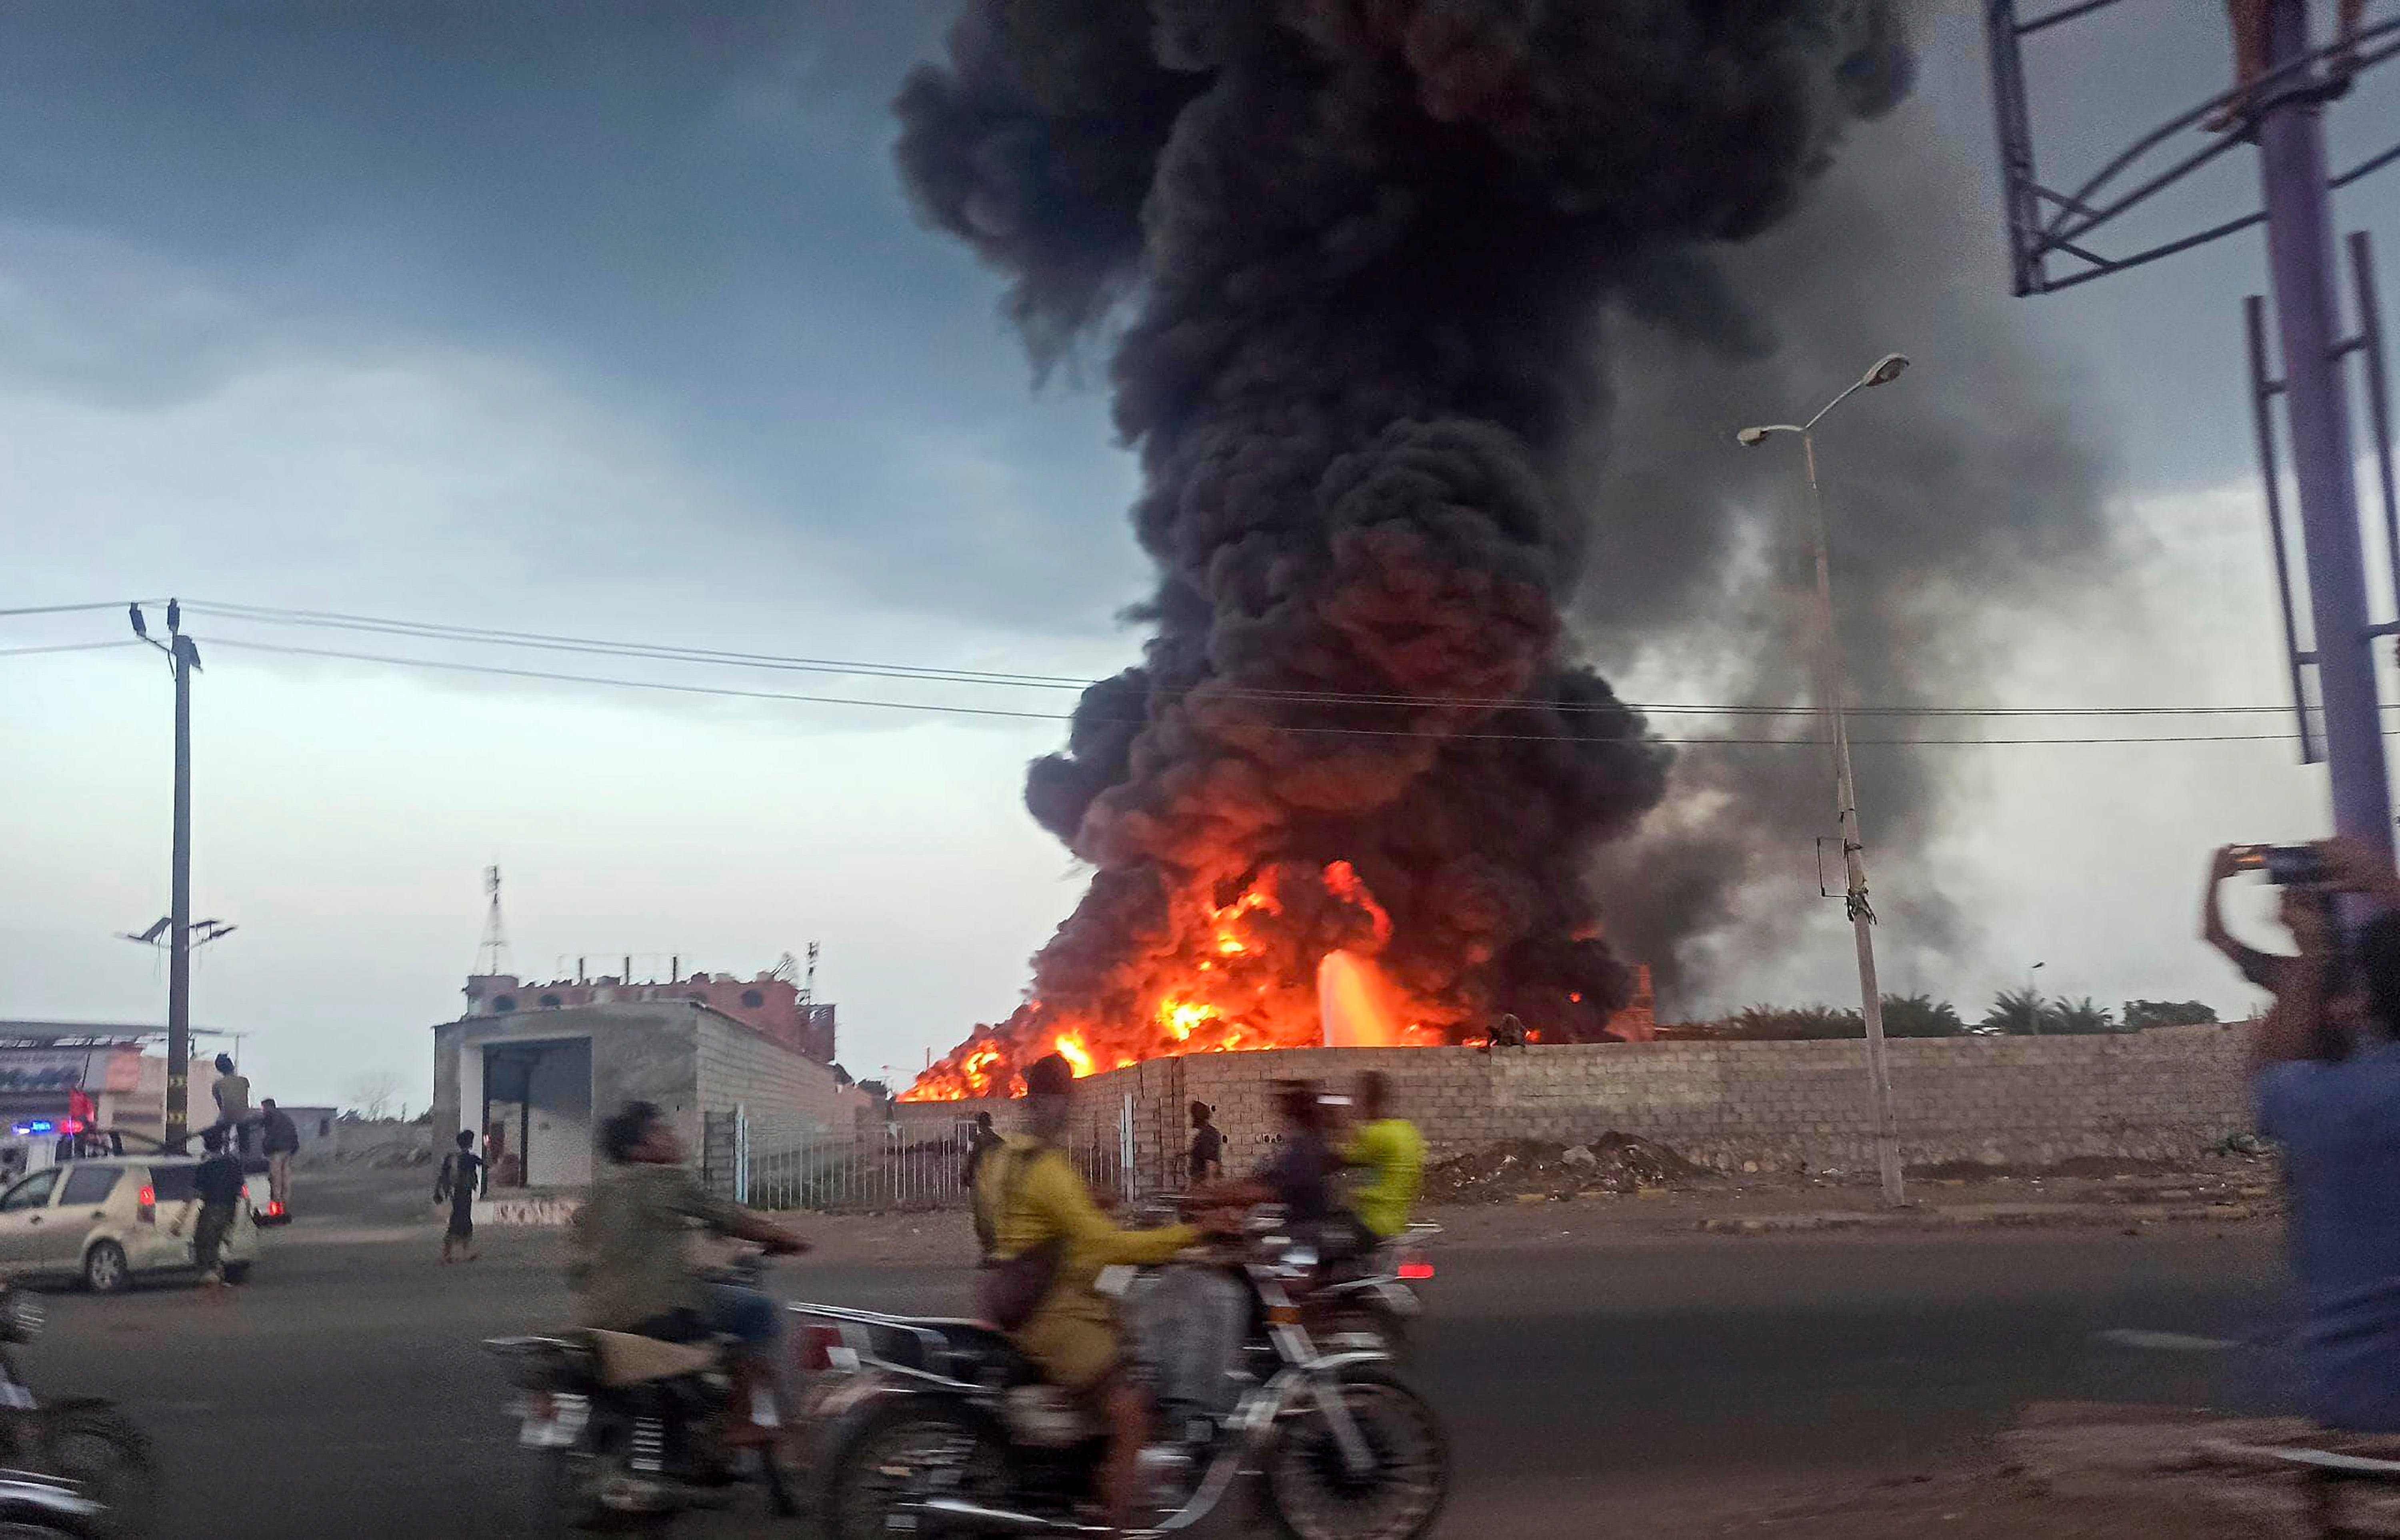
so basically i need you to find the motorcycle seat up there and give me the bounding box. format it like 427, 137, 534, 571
584, 1329, 723, 1388
869, 1317, 1042, 1386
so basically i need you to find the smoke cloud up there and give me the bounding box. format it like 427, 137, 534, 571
894, 0, 2048, 1093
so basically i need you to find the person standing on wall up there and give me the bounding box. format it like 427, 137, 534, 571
258, 1099, 300, 1215
436, 1129, 485, 1264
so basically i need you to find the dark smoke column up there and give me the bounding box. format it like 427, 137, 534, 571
896, 0, 1915, 1094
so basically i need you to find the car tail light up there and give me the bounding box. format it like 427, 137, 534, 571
797, 1324, 844, 1374
1397, 1257, 1433, 1282
266, 1201, 285, 1219
137, 1186, 156, 1225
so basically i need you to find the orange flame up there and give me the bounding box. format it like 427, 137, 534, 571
900, 859, 1515, 1101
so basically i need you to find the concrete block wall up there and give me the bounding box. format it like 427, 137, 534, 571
696, 1014, 846, 1132
889, 1026, 2256, 1188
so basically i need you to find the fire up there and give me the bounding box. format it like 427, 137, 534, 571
902, 858, 1634, 1102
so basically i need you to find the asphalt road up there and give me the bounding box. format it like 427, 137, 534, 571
15, 1170, 2303, 1539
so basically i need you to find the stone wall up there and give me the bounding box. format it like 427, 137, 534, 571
890, 1026, 2255, 1188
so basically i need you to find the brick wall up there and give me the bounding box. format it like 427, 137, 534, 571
890, 1026, 2255, 1188
695, 1014, 846, 1131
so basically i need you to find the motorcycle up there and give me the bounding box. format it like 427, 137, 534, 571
483, 1252, 800, 1530
1314, 1222, 1438, 1359
798, 1214, 1449, 1540
0, 1290, 153, 1540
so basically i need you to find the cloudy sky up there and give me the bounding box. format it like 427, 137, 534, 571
3, 2, 2398, 1106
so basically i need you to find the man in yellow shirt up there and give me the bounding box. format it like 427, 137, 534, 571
978, 1053, 1224, 1534
1342, 1071, 1425, 1244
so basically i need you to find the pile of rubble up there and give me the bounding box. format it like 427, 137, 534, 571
1422, 1131, 1712, 1203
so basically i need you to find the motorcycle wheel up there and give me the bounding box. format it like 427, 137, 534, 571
1264, 1365, 1448, 1540
37, 1404, 155, 1540
827, 1404, 1005, 1540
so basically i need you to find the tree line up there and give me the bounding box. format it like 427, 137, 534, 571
1661, 995, 2223, 1042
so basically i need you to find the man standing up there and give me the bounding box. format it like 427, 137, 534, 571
962, 1111, 1005, 1257
170, 1128, 247, 1293
2234, 838, 2400, 1429
258, 1099, 300, 1214
1188, 1101, 1224, 1186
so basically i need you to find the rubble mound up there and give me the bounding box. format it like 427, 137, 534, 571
1423, 1131, 1714, 1203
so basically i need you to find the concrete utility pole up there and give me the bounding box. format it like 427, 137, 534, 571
1737, 354, 1913, 1207
132, 600, 200, 1145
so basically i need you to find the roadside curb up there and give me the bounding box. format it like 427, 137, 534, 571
1697, 1201, 2265, 1235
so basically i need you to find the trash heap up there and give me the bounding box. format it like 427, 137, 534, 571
1421, 1131, 1712, 1203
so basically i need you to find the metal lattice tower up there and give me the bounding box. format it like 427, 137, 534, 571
475, 865, 510, 977
1988, 0, 2400, 855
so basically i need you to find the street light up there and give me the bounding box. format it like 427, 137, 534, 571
1735, 352, 1913, 1207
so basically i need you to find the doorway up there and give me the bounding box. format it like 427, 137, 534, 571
480, 1038, 593, 1189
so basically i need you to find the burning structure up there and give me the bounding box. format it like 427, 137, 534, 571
896, 0, 1917, 1100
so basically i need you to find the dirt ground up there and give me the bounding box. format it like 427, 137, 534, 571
775, 1157, 2283, 1265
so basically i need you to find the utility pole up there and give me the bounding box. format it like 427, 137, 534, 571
1738, 354, 1913, 1207
2254, 0, 2393, 863
132, 600, 200, 1145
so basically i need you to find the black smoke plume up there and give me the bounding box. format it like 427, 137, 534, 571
894, 0, 1924, 1095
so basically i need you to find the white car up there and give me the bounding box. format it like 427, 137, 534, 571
0, 1156, 264, 1292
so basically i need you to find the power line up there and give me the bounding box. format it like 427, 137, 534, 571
176, 597, 2342, 722
199, 636, 2339, 747
0, 600, 164, 620
0, 639, 143, 659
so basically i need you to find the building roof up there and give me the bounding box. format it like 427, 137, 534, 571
0, 1021, 233, 1047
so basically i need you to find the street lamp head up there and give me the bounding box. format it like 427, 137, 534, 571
1734, 426, 1771, 447
1861, 353, 1910, 388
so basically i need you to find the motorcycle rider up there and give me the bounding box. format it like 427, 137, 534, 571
1341, 1071, 1425, 1248
570, 1100, 811, 1446
977, 1053, 1232, 1535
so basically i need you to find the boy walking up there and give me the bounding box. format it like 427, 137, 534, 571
436, 1129, 485, 1263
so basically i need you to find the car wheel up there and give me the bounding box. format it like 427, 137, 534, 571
82, 1242, 129, 1295
220, 1262, 252, 1286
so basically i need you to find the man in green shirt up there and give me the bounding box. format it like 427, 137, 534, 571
1342, 1071, 1425, 1243
570, 1101, 808, 1445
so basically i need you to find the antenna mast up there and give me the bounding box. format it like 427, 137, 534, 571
475, 865, 510, 976
800, 941, 820, 1007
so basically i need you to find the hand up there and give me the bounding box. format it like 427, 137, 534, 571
2318, 836, 2400, 901
2210, 845, 2246, 883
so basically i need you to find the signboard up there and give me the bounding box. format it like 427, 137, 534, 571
476, 1196, 583, 1227
0, 1053, 91, 1095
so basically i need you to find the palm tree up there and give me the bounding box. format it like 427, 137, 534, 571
2051, 997, 2120, 1035
1979, 987, 2053, 1036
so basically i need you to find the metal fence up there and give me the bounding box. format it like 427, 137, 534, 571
707, 1098, 1136, 1213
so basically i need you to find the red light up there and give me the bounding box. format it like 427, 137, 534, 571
62, 1119, 83, 1135
1397, 1259, 1434, 1282
797, 1324, 842, 1374
266, 1201, 285, 1218
137, 1186, 155, 1224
